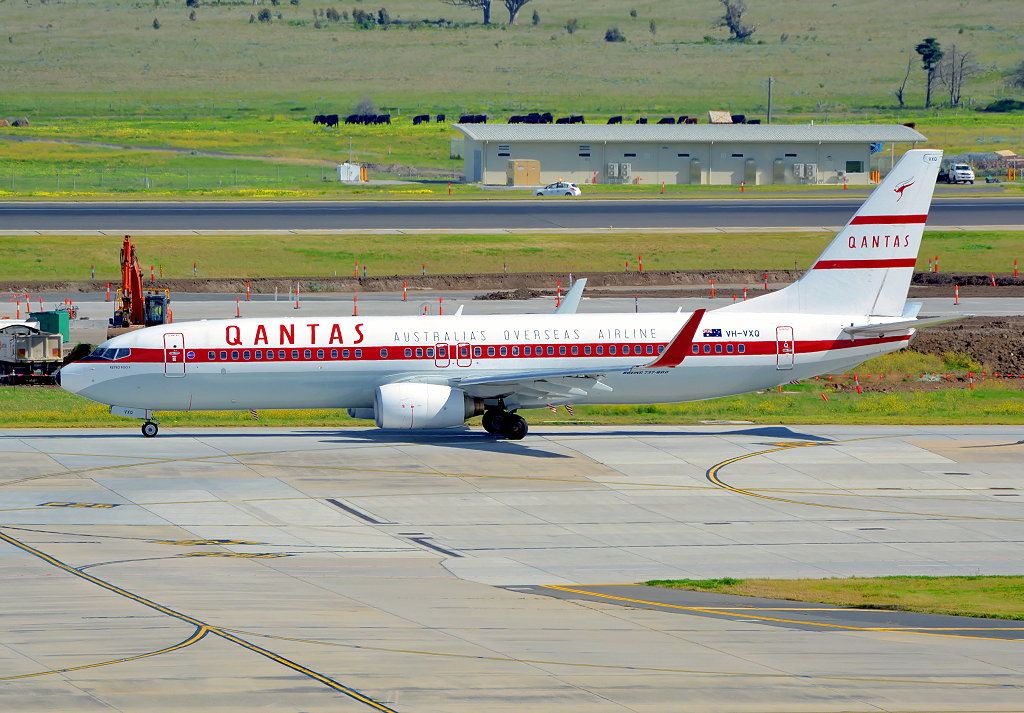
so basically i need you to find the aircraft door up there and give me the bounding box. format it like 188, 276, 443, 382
776, 326, 795, 370
163, 332, 186, 377
434, 343, 450, 368
456, 342, 472, 367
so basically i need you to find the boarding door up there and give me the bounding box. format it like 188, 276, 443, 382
775, 326, 795, 370
163, 333, 186, 377
434, 343, 450, 368
456, 342, 472, 367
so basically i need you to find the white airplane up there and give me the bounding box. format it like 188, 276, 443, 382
59, 150, 953, 439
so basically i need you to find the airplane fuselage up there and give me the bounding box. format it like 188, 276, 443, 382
60, 311, 910, 412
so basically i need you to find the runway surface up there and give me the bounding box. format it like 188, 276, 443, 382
2, 425, 1023, 711
2, 197, 1023, 231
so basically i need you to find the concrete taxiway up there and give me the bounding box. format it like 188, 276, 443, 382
2, 425, 1024, 711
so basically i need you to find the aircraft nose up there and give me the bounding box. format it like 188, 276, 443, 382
56, 362, 86, 395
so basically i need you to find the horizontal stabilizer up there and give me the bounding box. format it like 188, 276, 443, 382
842, 314, 971, 338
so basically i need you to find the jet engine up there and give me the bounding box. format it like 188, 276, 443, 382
346, 408, 375, 420
373, 383, 483, 429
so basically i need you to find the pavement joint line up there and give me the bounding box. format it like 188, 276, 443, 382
0, 528, 400, 712
543, 585, 1024, 643
220, 626, 1020, 688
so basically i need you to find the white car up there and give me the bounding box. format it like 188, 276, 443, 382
536, 181, 581, 197
940, 163, 975, 184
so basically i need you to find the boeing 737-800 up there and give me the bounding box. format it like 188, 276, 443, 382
58, 149, 952, 439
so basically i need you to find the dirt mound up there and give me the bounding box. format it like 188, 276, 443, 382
476, 288, 545, 301
912, 316, 1024, 375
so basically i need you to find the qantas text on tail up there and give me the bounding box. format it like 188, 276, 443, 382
58, 150, 950, 440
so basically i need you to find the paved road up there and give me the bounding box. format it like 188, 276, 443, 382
2, 198, 1022, 231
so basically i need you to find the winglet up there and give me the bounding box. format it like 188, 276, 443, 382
643, 309, 705, 368
555, 278, 587, 315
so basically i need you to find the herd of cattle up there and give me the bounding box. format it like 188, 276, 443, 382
313, 112, 756, 127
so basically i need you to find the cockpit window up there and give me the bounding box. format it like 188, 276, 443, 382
89, 347, 131, 360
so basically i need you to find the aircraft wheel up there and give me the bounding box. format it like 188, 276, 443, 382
482, 410, 505, 434
503, 414, 528, 440
141, 421, 159, 438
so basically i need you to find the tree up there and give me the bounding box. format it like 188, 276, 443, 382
152, 17, 161, 29
503, 0, 532, 25
442, 0, 491, 25
649, 18, 657, 36
718, 0, 755, 41
531, 8, 539, 25
915, 37, 944, 108
894, 54, 912, 109
1008, 60, 1024, 91
565, 17, 578, 34
939, 44, 979, 108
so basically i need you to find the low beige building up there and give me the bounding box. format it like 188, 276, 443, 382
454, 124, 926, 186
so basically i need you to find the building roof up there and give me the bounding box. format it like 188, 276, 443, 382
453, 123, 927, 144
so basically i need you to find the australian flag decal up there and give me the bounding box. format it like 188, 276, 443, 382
702, 328, 722, 337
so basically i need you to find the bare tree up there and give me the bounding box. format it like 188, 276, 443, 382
442, 0, 492, 25
718, 0, 755, 41
1008, 59, 1024, 91
503, 0, 532, 25
939, 44, 979, 108
894, 54, 912, 108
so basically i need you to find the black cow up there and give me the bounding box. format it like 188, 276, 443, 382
325, 114, 339, 127
731, 114, 747, 124
541, 112, 553, 123
677, 115, 689, 124
436, 114, 446, 123
555, 116, 571, 124
412, 114, 430, 125
607, 115, 623, 124
509, 115, 523, 124
569, 115, 585, 124
460, 114, 487, 123
683, 117, 698, 124
313, 114, 327, 126
636, 117, 648, 124
344, 114, 361, 124
657, 117, 676, 124
747, 119, 761, 124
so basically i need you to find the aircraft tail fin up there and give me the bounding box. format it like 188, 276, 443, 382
721, 149, 942, 317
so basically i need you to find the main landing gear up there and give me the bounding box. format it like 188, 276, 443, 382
481, 408, 528, 440
141, 421, 159, 438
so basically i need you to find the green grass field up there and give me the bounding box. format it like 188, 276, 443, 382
3, 379, 1021, 429
646, 576, 1024, 620
1, 230, 1019, 281
1, 0, 1022, 196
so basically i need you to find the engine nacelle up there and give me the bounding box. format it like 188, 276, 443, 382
374, 383, 482, 429
346, 408, 375, 420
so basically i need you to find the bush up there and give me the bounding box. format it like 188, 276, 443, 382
649, 19, 656, 35
629, 8, 638, 18
565, 17, 578, 34
186, 0, 198, 7
352, 8, 375, 28
152, 17, 161, 29
188, 9, 196, 20
257, 8, 271, 22
354, 97, 376, 114
980, 99, 1024, 112
531, 9, 539, 25
325, 7, 340, 21
604, 26, 625, 42
942, 351, 983, 372
377, 7, 390, 25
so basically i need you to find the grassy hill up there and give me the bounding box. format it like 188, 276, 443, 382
3, 0, 1022, 117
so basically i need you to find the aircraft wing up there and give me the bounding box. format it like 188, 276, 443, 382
554, 278, 587, 314
442, 309, 705, 408
842, 314, 971, 338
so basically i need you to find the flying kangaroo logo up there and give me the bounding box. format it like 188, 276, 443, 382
893, 179, 915, 202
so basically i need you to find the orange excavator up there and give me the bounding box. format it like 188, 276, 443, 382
107, 235, 172, 338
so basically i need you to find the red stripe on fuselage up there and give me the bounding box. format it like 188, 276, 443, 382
813, 258, 917, 270
80, 335, 910, 366
849, 214, 927, 225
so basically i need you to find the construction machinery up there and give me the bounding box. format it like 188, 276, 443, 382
0, 314, 70, 384
108, 235, 172, 338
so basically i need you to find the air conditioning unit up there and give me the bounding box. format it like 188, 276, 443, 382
620, 162, 632, 178
805, 163, 817, 179
607, 162, 620, 178
793, 163, 805, 178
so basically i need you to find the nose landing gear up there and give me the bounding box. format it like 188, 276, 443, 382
141, 421, 159, 438
481, 408, 528, 440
